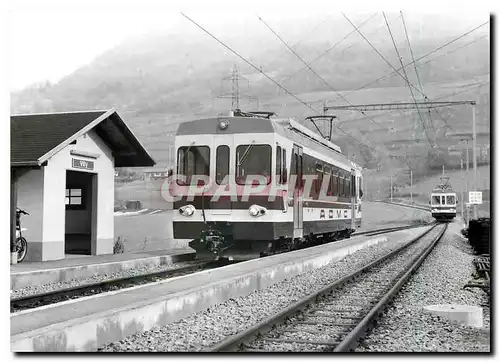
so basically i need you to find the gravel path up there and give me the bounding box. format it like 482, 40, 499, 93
356, 220, 490, 352
10, 260, 205, 300
98, 227, 430, 352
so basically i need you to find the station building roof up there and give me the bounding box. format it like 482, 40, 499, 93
11, 109, 155, 167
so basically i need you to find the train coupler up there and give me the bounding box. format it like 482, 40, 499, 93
200, 228, 231, 255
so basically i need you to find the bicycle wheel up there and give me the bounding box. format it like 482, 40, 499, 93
16, 237, 27, 262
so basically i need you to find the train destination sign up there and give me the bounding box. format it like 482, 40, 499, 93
469, 191, 483, 205
72, 158, 94, 171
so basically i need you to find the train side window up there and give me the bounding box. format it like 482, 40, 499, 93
299, 154, 303, 188
216, 145, 229, 185
345, 173, 351, 197
315, 163, 323, 194
282, 149, 287, 184
331, 168, 338, 196
324, 165, 331, 195
351, 174, 356, 197
276, 146, 282, 184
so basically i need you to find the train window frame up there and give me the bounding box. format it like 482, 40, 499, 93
276, 146, 282, 185
215, 145, 230, 185
315, 163, 323, 194
282, 148, 287, 184
339, 170, 345, 197
176, 145, 211, 186
235, 144, 272, 185
323, 165, 331, 195
331, 167, 338, 196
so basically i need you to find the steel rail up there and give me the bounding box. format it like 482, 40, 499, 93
11, 259, 233, 312
380, 200, 432, 212
333, 223, 448, 351
353, 222, 434, 237
205, 224, 440, 352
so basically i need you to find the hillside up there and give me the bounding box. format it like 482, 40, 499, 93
10, 17, 490, 177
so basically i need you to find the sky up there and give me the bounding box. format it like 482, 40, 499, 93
5, 0, 492, 91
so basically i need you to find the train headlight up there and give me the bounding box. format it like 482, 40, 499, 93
219, 120, 229, 130
249, 204, 266, 217
179, 204, 196, 217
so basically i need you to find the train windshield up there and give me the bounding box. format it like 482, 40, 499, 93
432, 195, 441, 205
446, 195, 456, 205
236, 144, 271, 185
177, 146, 210, 185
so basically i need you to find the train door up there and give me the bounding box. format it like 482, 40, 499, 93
351, 170, 356, 231
212, 137, 232, 215
292, 145, 303, 239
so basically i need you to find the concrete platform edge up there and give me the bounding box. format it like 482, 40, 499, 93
11, 235, 387, 352
11, 251, 195, 290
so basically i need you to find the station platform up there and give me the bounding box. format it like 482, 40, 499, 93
11, 227, 434, 351
11, 248, 195, 290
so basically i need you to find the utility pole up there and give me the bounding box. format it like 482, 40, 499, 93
410, 168, 413, 204
472, 102, 478, 220
460, 158, 464, 221
442, 165, 445, 176
466, 141, 469, 225
390, 175, 393, 202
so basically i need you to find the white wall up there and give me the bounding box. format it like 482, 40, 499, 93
43, 129, 115, 257
16, 168, 44, 243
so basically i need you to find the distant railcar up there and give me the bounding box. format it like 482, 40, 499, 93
430, 176, 457, 221
170, 110, 364, 259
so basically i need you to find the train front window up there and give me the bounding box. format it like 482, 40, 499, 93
236, 144, 271, 185
432, 195, 440, 205
216, 145, 229, 184
177, 146, 210, 185
446, 195, 455, 205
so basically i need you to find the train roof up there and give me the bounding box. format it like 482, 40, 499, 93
176, 115, 362, 171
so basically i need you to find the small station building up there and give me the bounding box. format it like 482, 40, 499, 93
11, 109, 155, 262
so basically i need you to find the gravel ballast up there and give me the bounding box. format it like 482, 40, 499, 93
98, 227, 430, 352
356, 220, 490, 352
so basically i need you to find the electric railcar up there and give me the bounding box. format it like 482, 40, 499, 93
430, 177, 457, 221
170, 111, 363, 258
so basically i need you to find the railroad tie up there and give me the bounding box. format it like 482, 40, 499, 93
280, 328, 344, 336
307, 311, 360, 319
261, 337, 339, 346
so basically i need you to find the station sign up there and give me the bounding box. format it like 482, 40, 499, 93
469, 191, 482, 205
72, 158, 94, 171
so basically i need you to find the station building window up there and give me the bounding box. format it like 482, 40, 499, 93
65, 188, 85, 210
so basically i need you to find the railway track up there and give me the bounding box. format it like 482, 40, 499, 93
205, 223, 447, 352
11, 259, 237, 313
353, 222, 434, 237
